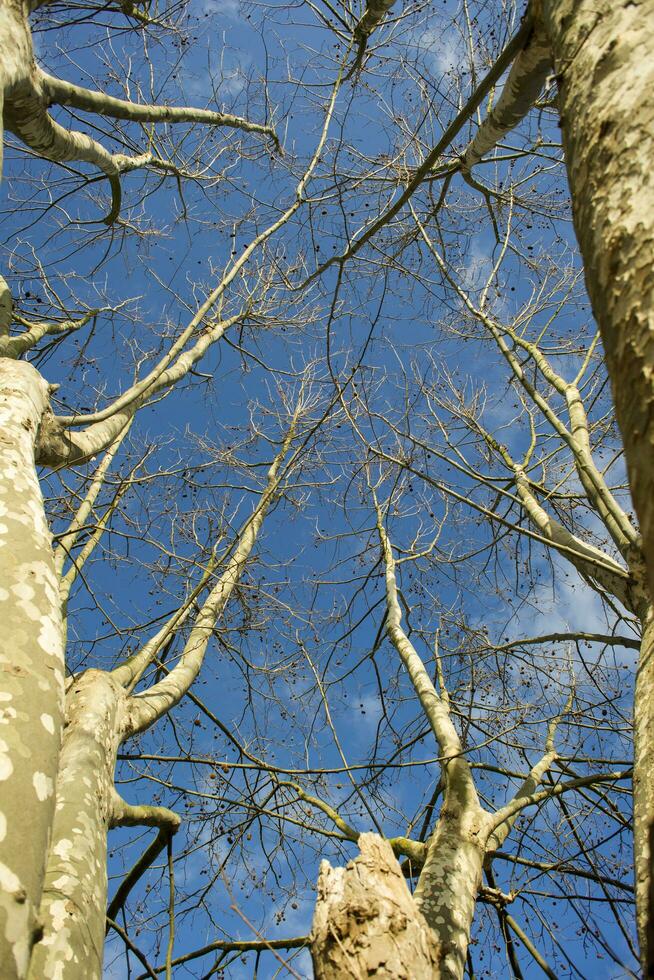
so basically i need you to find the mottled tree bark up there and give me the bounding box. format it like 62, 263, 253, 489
311, 834, 441, 978
311, 504, 496, 980
635, 613, 654, 975
0, 337, 290, 975
540, 1, 654, 589
0, 359, 64, 979
1, 1, 121, 177
0, 0, 33, 179
309, 490, 585, 979
311, 819, 491, 980
540, 3, 654, 969
0, 275, 11, 335
413, 811, 491, 979
27, 671, 126, 980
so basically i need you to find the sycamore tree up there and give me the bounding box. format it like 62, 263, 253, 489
0, 0, 652, 978
307, 227, 643, 978
297, 1, 654, 974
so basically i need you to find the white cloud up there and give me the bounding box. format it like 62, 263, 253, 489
413, 27, 466, 75
200, 0, 240, 19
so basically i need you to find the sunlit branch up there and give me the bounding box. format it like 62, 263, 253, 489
490, 770, 632, 831
462, 11, 551, 171
0, 307, 98, 358
58, 448, 143, 616
491, 851, 633, 893
410, 203, 641, 578
303, 12, 535, 281
35, 63, 346, 467
40, 70, 279, 147
371, 482, 479, 810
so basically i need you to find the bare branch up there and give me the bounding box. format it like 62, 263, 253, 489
40, 70, 279, 148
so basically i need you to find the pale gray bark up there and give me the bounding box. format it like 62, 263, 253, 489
413, 812, 491, 980
0, 359, 64, 979
26, 483, 280, 976
0, 344, 290, 975
353, 0, 396, 41
0, 274, 11, 336
512, 466, 635, 611
29, 77, 341, 470
377, 503, 491, 977
122, 431, 295, 735
379, 521, 492, 976
0, 310, 97, 361
635, 613, 654, 976
538, 3, 654, 968
39, 71, 277, 145
27, 671, 127, 980
0, 3, 33, 171
0, 0, 150, 222
345, 0, 398, 77
26, 668, 180, 980
310, 495, 582, 979
311, 834, 441, 979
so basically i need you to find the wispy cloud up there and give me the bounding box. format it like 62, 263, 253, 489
201, 0, 240, 20
413, 27, 466, 75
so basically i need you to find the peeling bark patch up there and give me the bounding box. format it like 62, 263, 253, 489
311, 834, 441, 978
0, 861, 34, 978
0, 739, 13, 781
52, 840, 73, 863
32, 773, 54, 801
40, 715, 54, 735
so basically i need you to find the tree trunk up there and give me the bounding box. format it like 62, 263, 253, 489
0, 359, 64, 978
310, 809, 492, 980
28, 670, 126, 980
0, 361, 125, 980
0, 0, 32, 179
540, 3, 654, 969
635, 612, 654, 975
311, 834, 441, 978
413, 812, 490, 980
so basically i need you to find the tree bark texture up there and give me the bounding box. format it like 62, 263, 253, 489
540, 3, 654, 968
0, 360, 130, 979
413, 810, 490, 980
636, 613, 654, 976
0, 1, 33, 179
0, 359, 64, 979
27, 670, 127, 980
0, 346, 281, 975
311, 834, 441, 979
